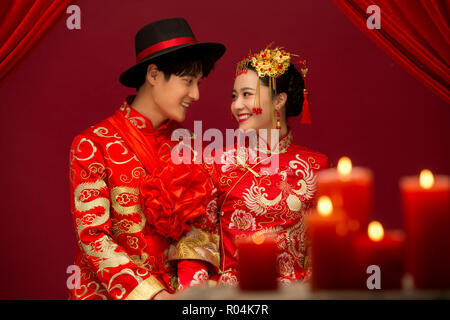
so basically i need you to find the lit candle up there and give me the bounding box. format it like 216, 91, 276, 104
400, 170, 450, 289
353, 221, 405, 290
307, 196, 351, 290
317, 156, 374, 232
237, 232, 278, 291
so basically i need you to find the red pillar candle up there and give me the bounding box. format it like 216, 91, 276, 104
400, 170, 450, 289
306, 196, 352, 290
237, 232, 278, 291
353, 222, 405, 290
317, 157, 374, 232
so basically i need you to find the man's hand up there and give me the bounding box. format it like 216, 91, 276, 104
152, 290, 174, 300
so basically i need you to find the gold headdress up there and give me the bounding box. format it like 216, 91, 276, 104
235, 43, 311, 126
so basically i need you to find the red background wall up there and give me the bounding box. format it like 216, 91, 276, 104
0, 0, 448, 299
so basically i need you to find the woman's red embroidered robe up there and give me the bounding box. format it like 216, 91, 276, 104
68, 98, 219, 300
203, 131, 329, 286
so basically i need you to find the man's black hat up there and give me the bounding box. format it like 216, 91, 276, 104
119, 17, 226, 88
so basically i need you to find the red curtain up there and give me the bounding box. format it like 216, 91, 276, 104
333, 0, 450, 103
0, 0, 74, 86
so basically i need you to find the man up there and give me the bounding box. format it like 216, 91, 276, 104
68, 18, 225, 300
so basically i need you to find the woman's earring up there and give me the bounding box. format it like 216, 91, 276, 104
276, 111, 281, 129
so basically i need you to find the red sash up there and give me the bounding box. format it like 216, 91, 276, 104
107, 110, 212, 240
107, 110, 161, 172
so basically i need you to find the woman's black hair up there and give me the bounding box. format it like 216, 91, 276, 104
247, 63, 305, 117
135, 47, 216, 89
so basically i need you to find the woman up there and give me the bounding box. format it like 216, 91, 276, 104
208, 44, 329, 285
175, 44, 330, 289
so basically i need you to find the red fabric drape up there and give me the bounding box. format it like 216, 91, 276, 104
0, 0, 74, 86
333, 0, 450, 103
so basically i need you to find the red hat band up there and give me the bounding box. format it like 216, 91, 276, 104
136, 37, 197, 63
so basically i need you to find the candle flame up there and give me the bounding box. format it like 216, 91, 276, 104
317, 196, 333, 217
252, 232, 265, 245
368, 221, 384, 242
419, 169, 434, 189
337, 156, 352, 177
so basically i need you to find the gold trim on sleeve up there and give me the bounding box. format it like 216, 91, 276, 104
125, 276, 165, 300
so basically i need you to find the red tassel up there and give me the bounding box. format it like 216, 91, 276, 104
300, 89, 311, 124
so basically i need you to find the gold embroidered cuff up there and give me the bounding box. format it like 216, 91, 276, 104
125, 276, 165, 300
168, 227, 220, 268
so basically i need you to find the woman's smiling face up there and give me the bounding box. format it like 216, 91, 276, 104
231, 69, 274, 132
